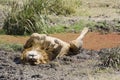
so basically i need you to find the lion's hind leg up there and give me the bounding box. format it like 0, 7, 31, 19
69, 27, 89, 55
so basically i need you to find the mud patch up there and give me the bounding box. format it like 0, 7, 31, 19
1, 47, 120, 80
0, 48, 99, 80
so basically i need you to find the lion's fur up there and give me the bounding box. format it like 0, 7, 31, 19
21, 27, 89, 64
21, 45, 49, 64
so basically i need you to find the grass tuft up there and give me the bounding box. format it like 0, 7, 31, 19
0, 43, 23, 52
99, 47, 120, 68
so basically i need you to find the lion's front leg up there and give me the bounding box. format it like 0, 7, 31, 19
56, 45, 70, 58
53, 39, 70, 58
42, 39, 63, 60
24, 33, 47, 49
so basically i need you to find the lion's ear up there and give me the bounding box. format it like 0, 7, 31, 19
24, 37, 34, 49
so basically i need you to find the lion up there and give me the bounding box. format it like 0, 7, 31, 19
21, 27, 89, 64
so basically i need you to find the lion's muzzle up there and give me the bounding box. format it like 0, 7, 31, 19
26, 50, 42, 64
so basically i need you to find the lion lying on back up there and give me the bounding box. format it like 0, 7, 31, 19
21, 27, 89, 64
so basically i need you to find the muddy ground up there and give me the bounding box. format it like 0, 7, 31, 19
0, 48, 104, 80
0, 47, 120, 80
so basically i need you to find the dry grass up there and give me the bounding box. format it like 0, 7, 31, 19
0, 0, 120, 17
74, 0, 120, 17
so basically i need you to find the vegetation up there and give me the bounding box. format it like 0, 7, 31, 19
2, 0, 119, 35
69, 20, 96, 32
0, 0, 11, 5
0, 29, 5, 34
88, 20, 120, 34
2, 0, 81, 35
99, 47, 120, 68
0, 43, 23, 52
3, 0, 47, 35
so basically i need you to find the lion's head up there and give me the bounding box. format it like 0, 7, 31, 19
21, 46, 49, 65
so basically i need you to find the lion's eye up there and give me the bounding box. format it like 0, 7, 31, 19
45, 48, 49, 50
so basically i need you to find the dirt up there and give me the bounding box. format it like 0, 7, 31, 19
0, 48, 99, 80
0, 46, 120, 80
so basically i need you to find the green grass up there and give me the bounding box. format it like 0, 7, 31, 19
1, 0, 120, 35
41, 14, 98, 33
69, 20, 96, 32
0, 42, 23, 52
3, 0, 82, 35
0, 19, 96, 35
70, 20, 87, 31
0, 29, 5, 35
0, 0, 11, 5
44, 20, 96, 34
46, 26, 65, 34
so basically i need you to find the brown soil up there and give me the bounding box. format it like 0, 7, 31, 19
0, 32, 120, 50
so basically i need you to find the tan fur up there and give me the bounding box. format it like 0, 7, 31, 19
21, 27, 89, 64
21, 45, 49, 64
